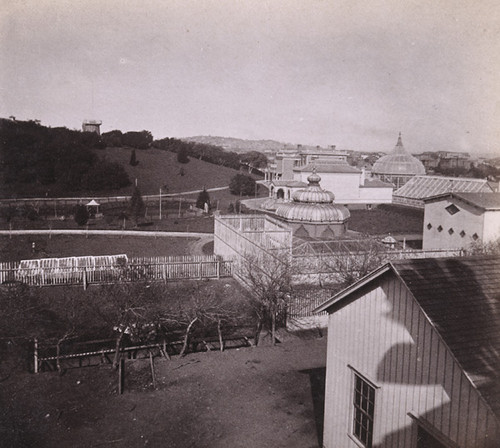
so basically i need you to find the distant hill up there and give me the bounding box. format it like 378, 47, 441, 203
181, 136, 287, 154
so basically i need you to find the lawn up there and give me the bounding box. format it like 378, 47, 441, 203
0, 234, 201, 262
349, 204, 424, 235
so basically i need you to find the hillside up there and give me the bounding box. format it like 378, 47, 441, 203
95, 147, 244, 196
181, 136, 286, 154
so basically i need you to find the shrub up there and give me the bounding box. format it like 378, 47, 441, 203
74, 205, 89, 226
177, 146, 189, 164
229, 174, 256, 196
196, 188, 211, 210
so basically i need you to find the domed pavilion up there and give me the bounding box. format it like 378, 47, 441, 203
372, 133, 425, 189
275, 169, 350, 239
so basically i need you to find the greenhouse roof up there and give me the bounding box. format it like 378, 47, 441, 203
394, 175, 494, 200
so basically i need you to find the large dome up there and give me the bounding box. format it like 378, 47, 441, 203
275, 169, 350, 223
372, 133, 425, 176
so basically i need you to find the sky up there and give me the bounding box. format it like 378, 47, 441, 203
1, 0, 500, 155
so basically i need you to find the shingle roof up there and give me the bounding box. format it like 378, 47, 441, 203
393, 256, 500, 420
452, 192, 500, 211
316, 255, 500, 420
394, 175, 493, 200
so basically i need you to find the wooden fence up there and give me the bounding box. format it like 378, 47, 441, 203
0, 255, 232, 287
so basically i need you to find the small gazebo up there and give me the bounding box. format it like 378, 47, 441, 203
86, 200, 101, 218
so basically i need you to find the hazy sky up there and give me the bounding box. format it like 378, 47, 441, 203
1, 0, 499, 154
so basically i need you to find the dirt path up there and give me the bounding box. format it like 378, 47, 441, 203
1, 335, 327, 448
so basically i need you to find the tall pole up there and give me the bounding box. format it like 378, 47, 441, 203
159, 188, 162, 220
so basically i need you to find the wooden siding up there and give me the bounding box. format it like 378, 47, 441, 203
323, 274, 500, 448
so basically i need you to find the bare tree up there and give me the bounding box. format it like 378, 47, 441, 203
319, 238, 387, 289
466, 237, 500, 256
239, 252, 294, 346
87, 282, 164, 369
165, 284, 238, 356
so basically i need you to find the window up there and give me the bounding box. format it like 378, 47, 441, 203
353, 373, 375, 447
427, 223, 432, 230
445, 204, 460, 215
472, 233, 479, 241
448, 228, 454, 235
437, 225, 443, 232
460, 230, 466, 238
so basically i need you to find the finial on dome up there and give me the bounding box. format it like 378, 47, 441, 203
397, 132, 403, 146
307, 167, 321, 185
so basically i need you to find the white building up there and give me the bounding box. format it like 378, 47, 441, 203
316, 256, 500, 448
423, 192, 500, 251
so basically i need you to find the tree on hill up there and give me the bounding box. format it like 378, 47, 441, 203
129, 149, 139, 166
240, 151, 268, 169
74, 205, 89, 226
196, 187, 211, 211
122, 130, 153, 149
101, 130, 123, 147
177, 146, 189, 164
229, 174, 256, 196
129, 186, 145, 224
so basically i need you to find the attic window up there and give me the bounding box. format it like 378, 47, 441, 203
427, 223, 432, 230
460, 230, 466, 238
448, 228, 454, 235
437, 225, 443, 232
472, 233, 479, 241
445, 204, 460, 215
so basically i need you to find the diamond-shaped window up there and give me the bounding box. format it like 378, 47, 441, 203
445, 204, 460, 215
437, 225, 443, 232
448, 228, 454, 235
472, 233, 479, 241
460, 230, 466, 237
427, 223, 432, 230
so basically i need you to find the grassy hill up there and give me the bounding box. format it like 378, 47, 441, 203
98, 147, 247, 196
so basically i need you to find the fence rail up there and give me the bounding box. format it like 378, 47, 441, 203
0, 255, 232, 287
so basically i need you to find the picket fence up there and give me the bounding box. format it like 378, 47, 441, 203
0, 255, 232, 287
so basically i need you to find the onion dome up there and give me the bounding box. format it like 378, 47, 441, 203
275, 169, 350, 223
372, 133, 425, 176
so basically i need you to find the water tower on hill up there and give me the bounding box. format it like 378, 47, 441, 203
82, 119, 102, 135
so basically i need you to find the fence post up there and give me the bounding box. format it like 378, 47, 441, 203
34, 338, 39, 374
216, 260, 220, 279
83, 268, 87, 290
199, 261, 203, 280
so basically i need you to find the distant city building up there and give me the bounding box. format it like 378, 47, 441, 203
82, 119, 102, 135
423, 192, 500, 250
316, 255, 500, 448
264, 144, 348, 182
393, 175, 496, 208
263, 144, 393, 206
371, 133, 426, 188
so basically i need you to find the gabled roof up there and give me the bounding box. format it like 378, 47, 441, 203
394, 175, 493, 200
293, 163, 360, 174
315, 256, 500, 420
423, 192, 500, 211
